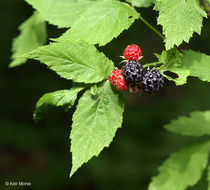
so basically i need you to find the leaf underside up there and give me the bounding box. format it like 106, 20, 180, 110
164, 111, 210, 136
149, 141, 210, 190
10, 12, 47, 67
34, 85, 84, 121
25, 0, 139, 46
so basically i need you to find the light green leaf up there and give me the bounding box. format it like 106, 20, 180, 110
181, 50, 210, 82
25, 0, 94, 28
70, 80, 124, 176
149, 141, 210, 190
24, 41, 114, 83
34, 85, 84, 121
10, 12, 47, 67
55, 1, 139, 46
164, 111, 210, 136
90, 84, 98, 96
158, 49, 210, 85
158, 49, 190, 85
154, 0, 207, 50
126, 0, 155, 7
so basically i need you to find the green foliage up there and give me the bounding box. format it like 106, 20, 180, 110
149, 141, 210, 190
34, 85, 84, 121
157, 49, 210, 85
55, 1, 139, 46
181, 50, 210, 83
10, 0, 210, 185
157, 49, 190, 85
10, 12, 47, 67
164, 111, 210, 136
126, 0, 155, 7
70, 80, 124, 176
154, 0, 207, 50
23, 40, 114, 83
26, 0, 138, 46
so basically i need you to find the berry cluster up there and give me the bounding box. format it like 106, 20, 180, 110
109, 44, 164, 94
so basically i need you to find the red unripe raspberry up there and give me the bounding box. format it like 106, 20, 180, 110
124, 44, 142, 61
109, 68, 129, 91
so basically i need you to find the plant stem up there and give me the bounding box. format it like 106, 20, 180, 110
143, 62, 162, 68
139, 15, 165, 40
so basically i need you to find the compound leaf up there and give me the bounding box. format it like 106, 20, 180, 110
24, 40, 114, 83
149, 141, 210, 190
10, 12, 47, 67
34, 85, 84, 121
154, 0, 207, 50
126, 0, 155, 8
164, 111, 210, 136
56, 1, 139, 46
70, 80, 124, 176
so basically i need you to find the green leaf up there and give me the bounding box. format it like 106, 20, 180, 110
154, 0, 207, 50
158, 49, 190, 85
70, 80, 124, 176
164, 111, 210, 136
25, 0, 93, 28
34, 85, 84, 121
158, 49, 210, 85
149, 141, 210, 190
10, 12, 47, 67
24, 41, 114, 83
126, 0, 155, 7
181, 50, 210, 82
90, 84, 98, 96
55, 1, 139, 46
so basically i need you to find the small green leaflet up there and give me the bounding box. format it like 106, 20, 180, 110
34, 85, 84, 122
70, 80, 124, 176
154, 0, 207, 50
23, 40, 114, 83
10, 12, 47, 67
149, 141, 210, 190
157, 49, 210, 85
126, 0, 155, 8
164, 111, 210, 136
157, 49, 190, 85
55, 1, 139, 46
90, 84, 98, 96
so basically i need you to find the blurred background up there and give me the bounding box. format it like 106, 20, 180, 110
1, 0, 210, 189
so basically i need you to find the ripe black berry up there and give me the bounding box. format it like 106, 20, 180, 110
142, 69, 164, 94
122, 60, 144, 84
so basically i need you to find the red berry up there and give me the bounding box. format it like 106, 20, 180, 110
130, 85, 142, 94
109, 68, 129, 91
123, 44, 142, 61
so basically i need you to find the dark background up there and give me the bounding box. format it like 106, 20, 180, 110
1, 0, 210, 189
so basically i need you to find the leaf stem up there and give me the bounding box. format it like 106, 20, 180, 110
143, 62, 162, 68
139, 15, 165, 40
